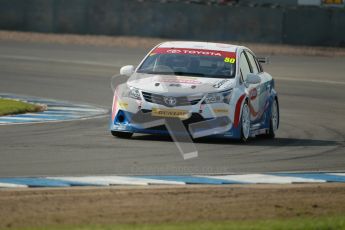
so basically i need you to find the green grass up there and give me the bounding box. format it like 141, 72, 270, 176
0, 98, 43, 116
10, 216, 345, 230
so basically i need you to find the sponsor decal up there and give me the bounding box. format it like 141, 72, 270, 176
248, 102, 259, 117
249, 88, 258, 100
114, 123, 127, 130
213, 79, 229, 88
252, 128, 268, 136
159, 77, 202, 85
213, 108, 229, 114
118, 101, 128, 109
152, 48, 236, 58
248, 99, 270, 119
152, 108, 188, 119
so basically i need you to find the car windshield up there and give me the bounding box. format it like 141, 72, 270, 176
137, 48, 237, 79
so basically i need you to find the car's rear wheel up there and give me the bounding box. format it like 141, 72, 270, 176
264, 98, 279, 139
240, 101, 251, 142
111, 131, 133, 139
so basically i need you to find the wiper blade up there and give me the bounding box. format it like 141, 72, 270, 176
137, 71, 173, 75
173, 72, 205, 77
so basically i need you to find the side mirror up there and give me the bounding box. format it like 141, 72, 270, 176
120, 65, 135, 77
246, 73, 261, 85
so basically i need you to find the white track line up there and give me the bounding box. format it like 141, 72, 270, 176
48, 176, 185, 186
328, 173, 345, 177
0, 93, 109, 125
0, 183, 28, 188
0, 114, 108, 126
201, 174, 325, 184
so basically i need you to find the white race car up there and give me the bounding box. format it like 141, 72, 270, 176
110, 41, 279, 141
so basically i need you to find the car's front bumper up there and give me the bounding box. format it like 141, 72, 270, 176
110, 109, 241, 139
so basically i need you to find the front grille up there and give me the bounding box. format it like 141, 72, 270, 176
142, 91, 202, 107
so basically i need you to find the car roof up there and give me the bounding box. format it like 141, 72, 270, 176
158, 41, 241, 53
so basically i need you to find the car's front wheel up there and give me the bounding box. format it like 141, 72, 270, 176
240, 101, 251, 142
111, 131, 133, 139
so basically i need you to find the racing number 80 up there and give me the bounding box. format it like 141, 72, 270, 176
224, 57, 236, 64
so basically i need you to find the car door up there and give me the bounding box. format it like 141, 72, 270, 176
245, 50, 269, 124
239, 51, 260, 123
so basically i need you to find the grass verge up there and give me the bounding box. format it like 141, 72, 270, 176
11, 216, 345, 230
0, 98, 44, 116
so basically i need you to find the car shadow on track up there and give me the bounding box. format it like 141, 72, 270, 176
131, 134, 340, 147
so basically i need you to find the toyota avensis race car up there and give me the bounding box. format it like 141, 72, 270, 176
110, 41, 279, 141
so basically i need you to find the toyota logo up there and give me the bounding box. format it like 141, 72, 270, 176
164, 96, 177, 107
167, 49, 181, 54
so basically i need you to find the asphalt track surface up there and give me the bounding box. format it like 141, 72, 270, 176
0, 41, 344, 177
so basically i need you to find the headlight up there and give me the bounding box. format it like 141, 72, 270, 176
128, 87, 141, 100
203, 89, 232, 104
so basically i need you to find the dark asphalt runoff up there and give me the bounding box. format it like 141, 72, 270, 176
0, 41, 344, 177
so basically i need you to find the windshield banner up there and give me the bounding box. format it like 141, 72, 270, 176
151, 48, 236, 58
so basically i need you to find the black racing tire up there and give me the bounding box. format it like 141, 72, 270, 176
264, 98, 279, 139
111, 131, 133, 139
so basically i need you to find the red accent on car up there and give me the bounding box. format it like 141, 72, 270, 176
112, 94, 118, 121
234, 94, 246, 128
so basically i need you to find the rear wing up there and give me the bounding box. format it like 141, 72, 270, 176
257, 57, 270, 64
